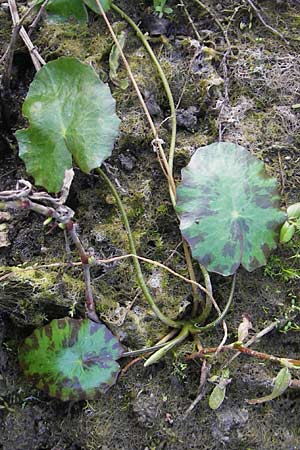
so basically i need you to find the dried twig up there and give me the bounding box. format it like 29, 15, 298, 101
1, 24, 21, 90
8, 0, 45, 71
178, 0, 202, 42
0, 0, 36, 60
245, 0, 288, 42
192, 0, 231, 49
121, 357, 143, 375
187, 315, 300, 370
217, 48, 230, 140
182, 360, 211, 419
28, 0, 50, 37
0, 181, 101, 322
186, 343, 300, 368
221, 318, 287, 369
0, 179, 32, 200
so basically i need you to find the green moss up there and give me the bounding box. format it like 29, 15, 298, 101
291, 14, 300, 29
264, 249, 300, 282
35, 22, 112, 70
124, 192, 146, 221
117, 109, 152, 147
0, 266, 85, 326
92, 220, 129, 250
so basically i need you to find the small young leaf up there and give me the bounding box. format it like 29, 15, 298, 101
19, 318, 124, 401
237, 314, 252, 342
34, 0, 88, 23
287, 202, 300, 219
280, 221, 296, 244
246, 367, 291, 405
209, 385, 226, 410
208, 370, 231, 410
16, 57, 120, 193
176, 142, 286, 276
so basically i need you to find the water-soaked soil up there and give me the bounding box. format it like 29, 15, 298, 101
1, 1, 300, 449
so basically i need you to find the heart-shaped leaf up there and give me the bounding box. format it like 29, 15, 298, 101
19, 318, 124, 401
176, 142, 286, 276
16, 57, 120, 193
34, 0, 88, 23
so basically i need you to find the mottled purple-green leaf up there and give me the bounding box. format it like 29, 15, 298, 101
176, 142, 286, 276
19, 318, 124, 401
16, 57, 120, 193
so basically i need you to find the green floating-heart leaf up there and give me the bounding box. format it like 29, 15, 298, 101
19, 318, 124, 401
16, 57, 120, 193
33, 0, 88, 23
176, 142, 286, 276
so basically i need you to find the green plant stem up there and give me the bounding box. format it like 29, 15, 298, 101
111, 3, 177, 179
122, 329, 178, 357
112, 3, 209, 318
182, 240, 204, 316
196, 265, 213, 323
66, 221, 100, 323
95, 0, 203, 331
190, 273, 236, 333
144, 324, 190, 366
122, 342, 171, 357
95, 0, 176, 203
96, 167, 182, 329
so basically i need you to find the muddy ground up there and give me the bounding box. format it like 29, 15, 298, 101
0, 0, 300, 449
